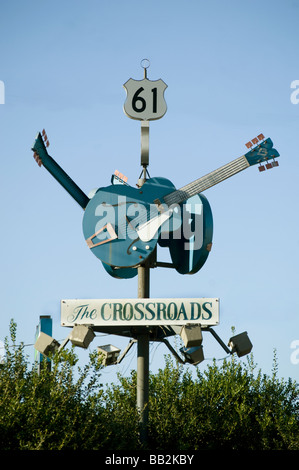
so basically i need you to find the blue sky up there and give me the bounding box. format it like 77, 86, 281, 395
0, 0, 299, 384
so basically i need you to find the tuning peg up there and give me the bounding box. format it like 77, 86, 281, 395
118, 172, 128, 182
33, 152, 42, 167
246, 136, 264, 148
41, 129, 50, 147
114, 170, 128, 183
272, 160, 279, 167
266, 162, 273, 169
258, 164, 265, 172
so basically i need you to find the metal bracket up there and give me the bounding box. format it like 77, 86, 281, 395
206, 327, 231, 355
141, 121, 149, 167
154, 261, 175, 269
161, 338, 186, 364
160, 327, 232, 364
116, 339, 137, 364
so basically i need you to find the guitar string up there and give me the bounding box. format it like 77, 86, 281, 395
164, 156, 249, 206
182, 157, 247, 194
166, 156, 249, 202
96, 155, 249, 240
99, 156, 249, 239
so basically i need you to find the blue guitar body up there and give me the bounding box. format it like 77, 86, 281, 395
159, 193, 213, 275
82, 177, 213, 275
32, 131, 279, 279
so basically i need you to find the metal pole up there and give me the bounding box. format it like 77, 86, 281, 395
136, 321, 149, 445
207, 327, 232, 355
137, 253, 150, 445
136, 243, 156, 446
136, 126, 150, 445
36, 315, 53, 373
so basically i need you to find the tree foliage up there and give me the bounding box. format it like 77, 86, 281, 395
0, 320, 298, 450
147, 354, 299, 450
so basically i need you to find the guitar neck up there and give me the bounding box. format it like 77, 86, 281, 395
163, 154, 250, 206
41, 152, 90, 210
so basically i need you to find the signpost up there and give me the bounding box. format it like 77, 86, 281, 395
31, 59, 280, 447
123, 60, 167, 122
35, 315, 53, 372
125, 61, 167, 442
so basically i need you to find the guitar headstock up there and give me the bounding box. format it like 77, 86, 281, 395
31, 129, 50, 167
244, 134, 280, 171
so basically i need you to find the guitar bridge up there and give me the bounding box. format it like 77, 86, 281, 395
153, 198, 166, 213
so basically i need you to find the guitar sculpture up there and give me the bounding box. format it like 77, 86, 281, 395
32, 131, 280, 278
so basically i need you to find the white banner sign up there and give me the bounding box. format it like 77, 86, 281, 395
61, 298, 219, 327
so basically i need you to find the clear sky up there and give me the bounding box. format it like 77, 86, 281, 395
0, 0, 298, 384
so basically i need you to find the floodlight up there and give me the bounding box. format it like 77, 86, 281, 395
98, 344, 121, 366
180, 324, 202, 348
34, 332, 60, 357
228, 332, 253, 357
69, 325, 95, 349
180, 345, 204, 365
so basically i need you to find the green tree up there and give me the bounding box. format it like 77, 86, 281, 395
146, 354, 299, 450
0, 320, 108, 449
0, 320, 298, 450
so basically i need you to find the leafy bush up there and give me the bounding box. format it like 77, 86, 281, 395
147, 354, 299, 450
0, 320, 298, 450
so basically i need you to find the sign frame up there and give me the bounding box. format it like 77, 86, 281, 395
123, 78, 167, 121
61, 298, 219, 328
